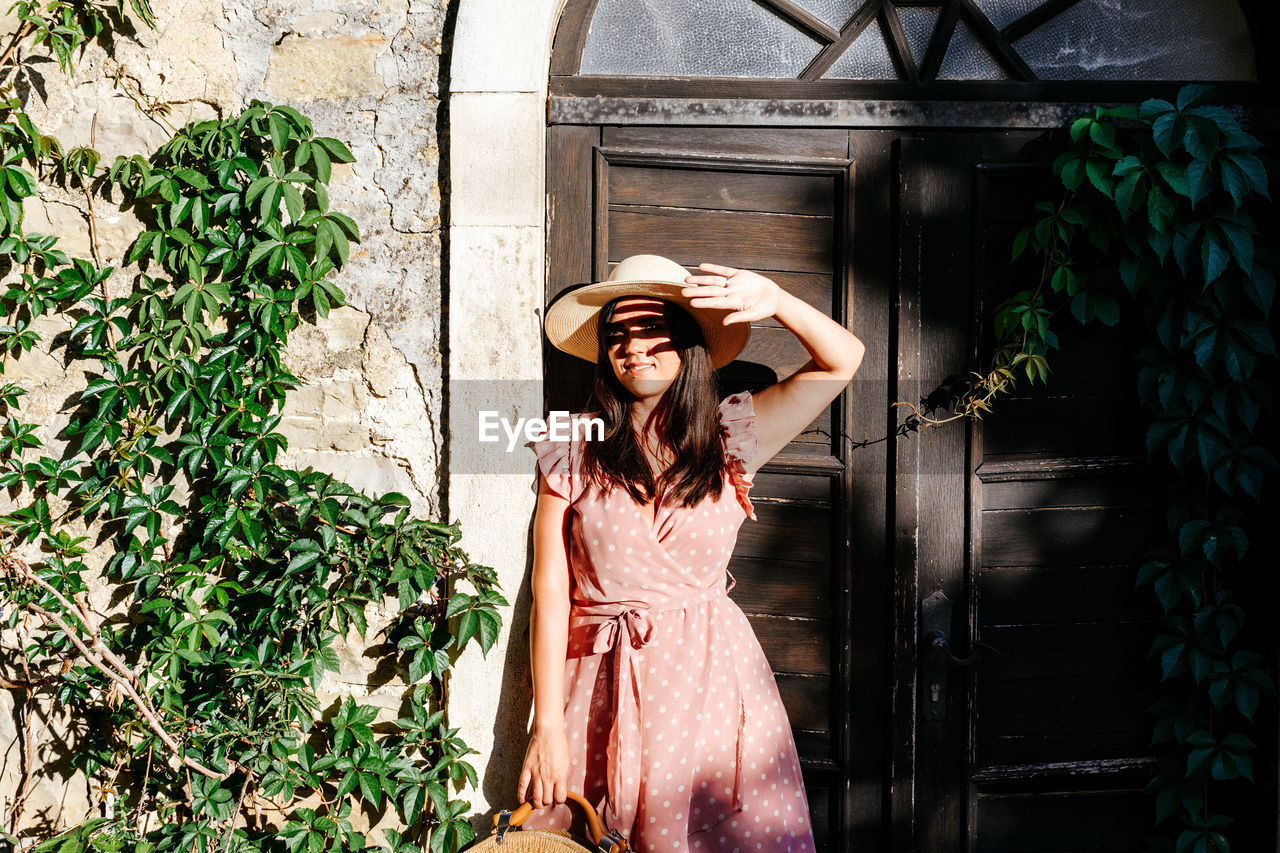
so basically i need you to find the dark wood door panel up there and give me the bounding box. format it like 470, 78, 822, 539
730, 554, 832, 614
743, 271, 833, 328
609, 164, 837, 215
747, 614, 833, 676
978, 565, 1153, 624
602, 126, 850, 160
980, 506, 1160, 567
974, 791, 1152, 852
985, 326, 1138, 397
978, 622, 1156, 681
805, 782, 834, 850
980, 396, 1145, 458
980, 475, 1158, 512
976, 676, 1153, 747
735, 501, 834, 564
608, 207, 835, 273
977, 732, 1154, 767
546, 125, 602, 416
748, 471, 836, 503
597, 147, 849, 465
551, 102, 1275, 848
776, 673, 833, 733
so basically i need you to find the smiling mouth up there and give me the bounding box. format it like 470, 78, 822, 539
624, 362, 655, 374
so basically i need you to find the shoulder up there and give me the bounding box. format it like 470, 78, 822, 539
526, 411, 601, 503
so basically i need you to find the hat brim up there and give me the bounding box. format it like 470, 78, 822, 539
544, 279, 750, 369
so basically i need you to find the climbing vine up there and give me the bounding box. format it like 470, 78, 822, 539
918, 85, 1274, 851
1, 6, 502, 853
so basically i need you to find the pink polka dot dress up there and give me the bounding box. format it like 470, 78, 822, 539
523, 392, 815, 853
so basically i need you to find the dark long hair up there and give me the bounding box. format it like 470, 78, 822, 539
582, 298, 727, 508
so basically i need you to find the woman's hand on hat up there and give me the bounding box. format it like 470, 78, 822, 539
682, 263, 781, 325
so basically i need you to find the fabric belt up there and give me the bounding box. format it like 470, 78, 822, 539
569, 581, 743, 836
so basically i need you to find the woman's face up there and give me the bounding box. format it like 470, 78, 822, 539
602, 297, 681, 401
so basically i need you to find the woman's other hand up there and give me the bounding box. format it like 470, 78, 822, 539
688, 263, 865, 474
518, 726, 571, 808
682, 263, 781, 325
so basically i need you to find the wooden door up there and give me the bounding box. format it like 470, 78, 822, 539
545, 124, 1167, 851
895, 132, 1163, 852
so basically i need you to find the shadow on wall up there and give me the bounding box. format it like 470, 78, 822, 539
0, 668, 95, 839
478, 516, 537, 819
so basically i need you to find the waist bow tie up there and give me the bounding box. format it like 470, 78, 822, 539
582, 605, 653, 833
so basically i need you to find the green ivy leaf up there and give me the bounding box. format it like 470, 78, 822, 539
1207, 650, 1273, 720
1224, 152, 1269, 200
314, 137, 356, 164
1147, 186, 1175, 232
1174, 812, 1232, 853
1151, 112, 1185, 157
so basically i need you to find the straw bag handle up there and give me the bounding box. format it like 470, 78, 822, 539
492, 792, 627, 853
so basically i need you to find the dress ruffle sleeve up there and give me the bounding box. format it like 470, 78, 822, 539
718, 391, 758, 521
526, 433, 578, 503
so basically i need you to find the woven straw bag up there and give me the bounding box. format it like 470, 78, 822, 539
468, 791, 627, 853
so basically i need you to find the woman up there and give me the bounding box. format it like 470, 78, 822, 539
519, 254, 864, 852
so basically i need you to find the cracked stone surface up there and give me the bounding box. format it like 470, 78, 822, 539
2, 0, 455, 836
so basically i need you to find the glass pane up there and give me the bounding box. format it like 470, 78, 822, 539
895, 6, 940, 66
823, 19, 896, 78
789, 0, 864, 30
1014, 0, 1256, 81
938, 20, 1007, 79
580, 0, 822, 77
971, 0, 1045, 31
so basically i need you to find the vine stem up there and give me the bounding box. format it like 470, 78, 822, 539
16, 562, 141, 689
82, 111, 118, 356
899, 190, 1077, 430
104, 62, 179, 136
135, 745, 154, 835
5, 559, 227, 781
24, 600, 222, 779
219, 773, 253, 853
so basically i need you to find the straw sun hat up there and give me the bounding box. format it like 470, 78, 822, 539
543, 254, 750, 369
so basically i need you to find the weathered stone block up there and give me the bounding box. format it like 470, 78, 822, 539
284, 306, 371, 379
264, 34, 390, 101
451, 0, 559, 94
447, 225, 543, 380
449, 93, 544, 228
362, 321, 405, 398
316, 306, 372, 352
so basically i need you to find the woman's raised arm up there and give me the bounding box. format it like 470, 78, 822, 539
683, 263, 865, 473
517, 475, 573, 807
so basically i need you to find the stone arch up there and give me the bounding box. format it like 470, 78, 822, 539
445, 0, 565, 816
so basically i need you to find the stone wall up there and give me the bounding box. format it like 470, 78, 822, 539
0, 0, 465, 838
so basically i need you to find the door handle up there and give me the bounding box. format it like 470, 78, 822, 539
924, 629, 1002, 666
919, 590, 1002, 720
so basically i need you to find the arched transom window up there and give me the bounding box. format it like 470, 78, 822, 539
573, 0, 1256, 82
